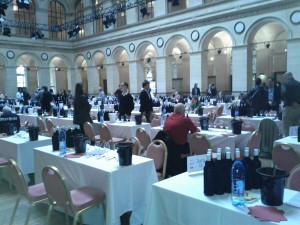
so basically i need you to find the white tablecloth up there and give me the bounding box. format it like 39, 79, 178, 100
34, 146, 157, 225
151, 127, 251, 156
274, 136, 300, 160
216, 115, 283, 135
93, 121, 151, 139
0, 134, 51, 174
145, 172, 300, 225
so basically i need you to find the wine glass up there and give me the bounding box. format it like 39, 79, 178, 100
259, 110, 264, 117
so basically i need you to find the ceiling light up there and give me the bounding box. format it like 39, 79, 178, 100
103, 14, 116, 29
140, 7, 148, 18
68, 25, 81, 38
16, 0, 30, 10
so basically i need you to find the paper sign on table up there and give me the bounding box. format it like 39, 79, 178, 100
289, 126, 298, 136
187, 154, 206, 173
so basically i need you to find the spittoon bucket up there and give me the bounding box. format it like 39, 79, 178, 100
231, 121, 243, 134
109, 113, 117, 123
256, 167, 289, 206
134, 114, 142, 125
73, 134, 88, 154
197, 107, 204, 116
28, 126, 39, 141
116, 142, 133, 166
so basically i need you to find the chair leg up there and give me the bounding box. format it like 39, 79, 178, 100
9, 195, 22, 225
45, 205, 53, 225
24, 204, 34, 225
72, 213, 79, 225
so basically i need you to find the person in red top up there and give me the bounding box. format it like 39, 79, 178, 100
163, 103, 198, 174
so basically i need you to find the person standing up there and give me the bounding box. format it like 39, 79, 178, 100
266, 77, 281, 111
118, 82, 134, 120
40, 86, 53, 113
206, 83, 217, 97
191, 83, 200, 97
139, 80, 153, 123
281, 72, 300, 136
98, 87, 106, 104
73, 83, 92, 134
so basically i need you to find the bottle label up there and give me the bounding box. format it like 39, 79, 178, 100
235, 180, 244, 196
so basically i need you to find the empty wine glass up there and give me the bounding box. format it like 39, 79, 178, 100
259, 110, 264, 117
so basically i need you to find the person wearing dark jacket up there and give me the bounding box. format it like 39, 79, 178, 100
73, 83, 92, 134
118, 82, 134, 120
0, 106, 20, 133
139, 80, 153, 123
266, 77, 281, 111
40, 86, 53, 113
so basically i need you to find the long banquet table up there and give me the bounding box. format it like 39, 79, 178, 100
216, 115, 284, 134
0, 133, 52, 175
34, 145, 158, 225
151, 127, 251, 156
145, 172, 300, 225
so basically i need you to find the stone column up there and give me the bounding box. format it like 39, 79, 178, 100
4, 66, 17, 98
37, 67, 51, 88
126, 7, 138, 25
287, 39, 300, 81
190, 52, 202, 94
187, 0, 203, 8
156, 56, 173, 95
106, 63, 120, 95
154, 0, 167, 17
87, 65, 99, 95
232, 45, 248, 93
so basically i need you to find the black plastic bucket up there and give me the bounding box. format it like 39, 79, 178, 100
256, 167, 289, 206
116, 142, 133, 166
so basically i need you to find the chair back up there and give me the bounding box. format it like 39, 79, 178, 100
45, 118, 54, 132
272, 144, 300, 173
146, 140, 168, 179
98, 123, 113, 142
136, 127, 151, 150
247, 130, 262, 156
242, 122, 256, 132
142, 115, 147, 123
216, 105, 224, 117
42, 166, 73, 211
23, 121, 29, 128
287, 164, 300, 191
258, 118, 279, 158
7, 159, 28, 197
189, 132, 211, 155
207, 111, 216, 122
84, 122, 96, 142
127, 137, 142, 155
37, 117, 46, 132
150, 116, 161, 127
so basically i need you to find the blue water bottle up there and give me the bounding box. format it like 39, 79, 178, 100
59, 127, 66, 156
231, 149, 245, 206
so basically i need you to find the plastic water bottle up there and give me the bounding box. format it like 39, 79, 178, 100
59, 127, 66, 156
242, 148, 253, 190
161, 103, 167, 128
252, 149, 262, 189
57, 106, 60, 118
204, 98, 208, 107
204, 153, 215, 196
231, 149, 245, 206
99, 105, 104, 124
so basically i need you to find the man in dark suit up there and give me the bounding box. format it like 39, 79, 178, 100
191, 83, 200, 97
40, 86, 53, 113
139, 80, 153, 123
119, 82, 134, 120
266, 77, 281, 111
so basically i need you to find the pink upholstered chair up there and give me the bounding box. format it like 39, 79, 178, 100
0, 157, 11, 189
247, 130, 262, 157
127, 137, 143, 156
190, 132, 211, 155
287, 164, 300, 191
136, 127, 151, 151
207, 111, 217, 123
98, 123, 124, 149
37, 117, 47, 132
8, 159, 48, 225
42, 166, 106, 225
216, 105, 224, 117
272, 144, 300, 173
83, 122, 101, 145
150, 116, 161, 127
146, 140, 168, 180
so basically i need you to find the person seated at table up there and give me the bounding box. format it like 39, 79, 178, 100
189, 96, 202, 114
0, 106, 20, 133
164, 103, 198, 174
118, 82, 134, 120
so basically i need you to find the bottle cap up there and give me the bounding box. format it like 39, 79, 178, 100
206, 153, 211, 161
226, 151, 231, 159
244, 148, 249, 157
